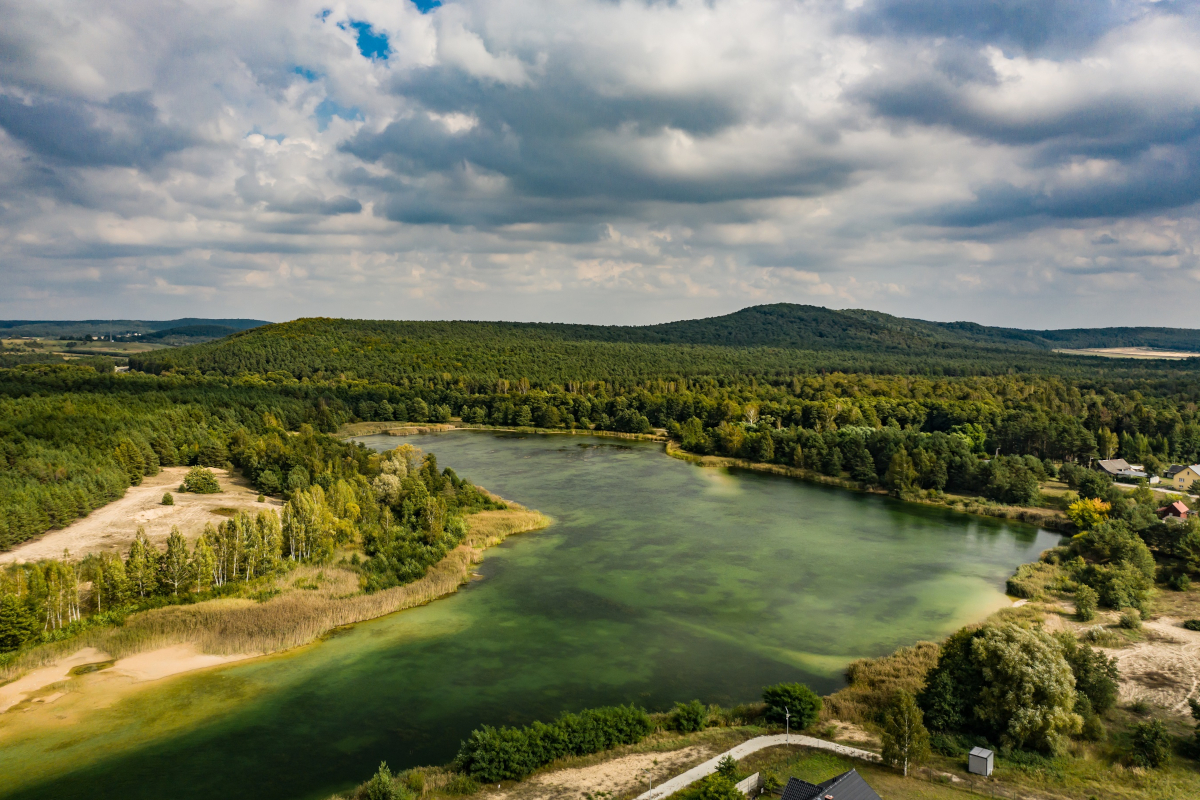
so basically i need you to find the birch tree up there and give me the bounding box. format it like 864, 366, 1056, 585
881, 691, 930, 777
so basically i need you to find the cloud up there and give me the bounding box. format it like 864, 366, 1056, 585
0, 0, 1198, 327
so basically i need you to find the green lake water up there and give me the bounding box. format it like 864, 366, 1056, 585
0, 433, 1060, 800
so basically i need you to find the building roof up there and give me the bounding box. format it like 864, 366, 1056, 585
969, 747, 993, 758
1166, 465, 1188, 477
781, 769, 882, 800
1158, 501, 1191, 517
1096, 458, 1131, 474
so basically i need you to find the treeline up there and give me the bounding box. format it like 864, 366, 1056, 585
0, 437, 502, 653
128, 309, 1200, 386
0, 364, 353, 550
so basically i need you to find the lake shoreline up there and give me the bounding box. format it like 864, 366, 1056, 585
0, 503, 551, 708
345, 422, 1073, 534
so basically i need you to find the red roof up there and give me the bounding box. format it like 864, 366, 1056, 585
1157, 501, 1191, 517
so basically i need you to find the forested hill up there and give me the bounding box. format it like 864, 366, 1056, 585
128, 305, 1200, 385
0, 318, 269, 338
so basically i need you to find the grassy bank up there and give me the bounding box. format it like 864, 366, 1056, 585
1, 504, 550, 682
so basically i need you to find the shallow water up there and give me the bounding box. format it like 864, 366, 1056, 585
0, 433, 1059, 800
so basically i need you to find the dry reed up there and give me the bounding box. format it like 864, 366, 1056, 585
822, 641, 940, 725
1, 507, 551, 681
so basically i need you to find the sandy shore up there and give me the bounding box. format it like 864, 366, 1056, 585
1, 466, 281, 564
0, 644, 250, 715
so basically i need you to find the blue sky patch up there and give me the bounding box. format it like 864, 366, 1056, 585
411, 0, 442, 13
314, 98, 362, 132
293, 66, 319, 83
340, 20, 390, 60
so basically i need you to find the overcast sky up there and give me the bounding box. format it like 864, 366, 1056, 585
1, 0, 1198, 328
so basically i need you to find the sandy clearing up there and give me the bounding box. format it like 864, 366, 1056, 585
1054, 347, 1200, 360
110, 644, 251, 682
0, 466, 281, 564
1100, 617, 1200, 715
0, 647, 110, 713
0, 643, 251, 717
492, 746, 711, 800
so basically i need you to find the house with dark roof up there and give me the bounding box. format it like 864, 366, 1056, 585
780, 769, 882, 800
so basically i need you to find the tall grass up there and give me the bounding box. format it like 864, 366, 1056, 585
822, 641, 940, 725
1, 508, 550, 680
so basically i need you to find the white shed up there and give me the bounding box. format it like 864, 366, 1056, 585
968, 747, 994, 777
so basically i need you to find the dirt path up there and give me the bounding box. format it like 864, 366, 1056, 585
633, 734, 879, 800
0, 467, 281, 564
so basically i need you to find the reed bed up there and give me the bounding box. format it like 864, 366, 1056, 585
1, 508, 551, 680
821, 640, 940, 725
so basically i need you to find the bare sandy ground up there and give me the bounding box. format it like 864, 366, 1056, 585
0, 466, 281, 564
0, 647, 109, 713
1054, 347, 1200, 360
491, 745, 710, 800
0, 644, 250, 715
1101, 617, 1200, 715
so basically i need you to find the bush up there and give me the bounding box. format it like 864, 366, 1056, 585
357, 763, 407, 800
1184, 619, 1200, 632
1118, 610, 1142, 630
715, 755, 738, 780
454, 705, 652, 783
762, 682, 822, 729
1129, 720, 1171, 768
161, 492, 174, 506
1168, 573, 1192, 592
257, 493, 266, 503
1075, 585, 1097, 621
180, 466, 220, 494
672, 700, 710, 733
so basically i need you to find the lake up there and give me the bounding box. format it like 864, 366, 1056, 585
0, 432, 1060, 800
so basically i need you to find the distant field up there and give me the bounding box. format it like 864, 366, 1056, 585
2, 338, 169, 355
1053, 346, 1200, 360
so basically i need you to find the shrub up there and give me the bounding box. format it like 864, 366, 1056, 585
1184, 619, 1200, 632
1118, 610, 1142, 630
1168, 573, 1192, 592
180, 466, 221, 494
762, 682, 822, 729
1075, 585, 1097, 621
1129, 720, 1171, 768
1058, 636, 1119, 713
161, 492, 174, 506
672, 700, 710, 733
1067, 498, 1111, 531
357, 762, 406, 800
454, 705, 652, 783
257, 494, 266, 503
715, 755, 738, 780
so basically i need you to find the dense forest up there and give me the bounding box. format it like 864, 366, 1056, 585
7, 305, 1200, 551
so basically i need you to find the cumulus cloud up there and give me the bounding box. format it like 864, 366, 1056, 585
0, 0, 1197, 326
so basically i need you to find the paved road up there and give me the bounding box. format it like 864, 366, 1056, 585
633, 733, 880, 799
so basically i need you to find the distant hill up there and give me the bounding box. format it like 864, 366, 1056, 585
127, 304, 1200, 385
0, 318, 269, 338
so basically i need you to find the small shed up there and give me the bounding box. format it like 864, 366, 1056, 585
968, 747, 994, 777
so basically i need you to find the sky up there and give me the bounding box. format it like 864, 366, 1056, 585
1, 0, 1199, 328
